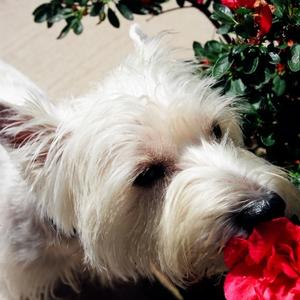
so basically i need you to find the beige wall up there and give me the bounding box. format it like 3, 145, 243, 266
0, 1, 216, 100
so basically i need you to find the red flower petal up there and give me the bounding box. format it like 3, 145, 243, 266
251, 218, 300, 245
290, 279, 300, 298
240, 0, 256, 9
257, 4, 273, 36
248, 228, 271, 264
221, 0, 239, 9
224, 274, 262, 300
265, 246, 299, 280
224, 218, 300, 300
221, 0, 255, 10
224, 237, 249, 268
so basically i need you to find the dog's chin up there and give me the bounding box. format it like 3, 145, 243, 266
172, 213, 297, 287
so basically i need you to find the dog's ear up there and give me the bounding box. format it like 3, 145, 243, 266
0, 97, 60, 162
129, 24, 171, 64
129, 23, 148, 48
1, 98, 76, 233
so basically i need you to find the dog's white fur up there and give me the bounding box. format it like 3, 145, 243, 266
0, 25, 299, 299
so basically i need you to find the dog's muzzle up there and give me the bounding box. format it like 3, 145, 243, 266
235, 192, 286, 232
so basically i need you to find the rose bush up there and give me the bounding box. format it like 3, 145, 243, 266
193, 0, 300, 190
224, 217, 300, 300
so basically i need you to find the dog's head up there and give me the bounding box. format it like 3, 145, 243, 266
1, 25, 299, 285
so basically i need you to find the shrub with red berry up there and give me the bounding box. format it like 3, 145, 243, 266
33, 0, 300, 186
196, 0, 300, 188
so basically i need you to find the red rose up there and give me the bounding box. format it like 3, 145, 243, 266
224, 218, 300, 300
196, 0, 204, 4
221, 0, 256, 10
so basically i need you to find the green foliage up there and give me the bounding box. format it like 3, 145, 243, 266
192, 1, 300, 184
33, 0, 300, 185
290, 164, 300, 189
32, 0, 169, 38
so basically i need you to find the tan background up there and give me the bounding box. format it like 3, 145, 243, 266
0, 1, 216, 100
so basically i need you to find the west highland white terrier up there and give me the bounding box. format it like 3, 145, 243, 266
0, 25, 299, 300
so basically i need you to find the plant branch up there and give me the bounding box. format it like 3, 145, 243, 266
146, 5, 193, 21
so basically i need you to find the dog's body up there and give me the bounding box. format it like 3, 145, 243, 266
0, 26, 299, 300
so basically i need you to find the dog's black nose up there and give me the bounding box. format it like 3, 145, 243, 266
235, 192, 286, 231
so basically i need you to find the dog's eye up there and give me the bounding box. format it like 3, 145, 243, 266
212, 123, 222, 141
134, 164, 166, 187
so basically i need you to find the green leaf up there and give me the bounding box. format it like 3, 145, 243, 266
288, 44, 300, 72
90, 3, 104, 17
234, 14, 255, 38
33, 4, 49, 23
212, 3, 236, 25
293, 8, 300, 25
232, 44, 248, 55
217, 24, 232, 34
290, 167, 300, 190
274, 5, 284, 17
272, 75, 286, 96
49, 13, 65, 23
252, 100, 261, 111
278, 43, 288, 50
193, 41, 204, 57
205, 41, 225, 53
176, 0, 185, 7
203, 41, 228, 61
243, 56, 259, 74
235, 7, 251, 15
229, 79, 246, 95
108, 8, 120, 28
99, 9, 106, 22
32, 3, 49, 15
261, 134, 275, 147
263, 67, 273, 84
73, 20, 83, 35
47, 21, 53, 28
212, 55, 232, 78
269, 52, 281, 64
57, 17, 78, 39
57, 23, 72, 39
270, 0, 286, 18
259, 46, 268, 54
79, 0, 89, 5
116, 3, 133, 20
62, 8, 74, 15
64, 0, 75, 5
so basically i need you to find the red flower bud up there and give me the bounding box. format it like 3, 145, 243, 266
276, 63, 285, 75
288, 40, 295, 47
201, 58, 210, 65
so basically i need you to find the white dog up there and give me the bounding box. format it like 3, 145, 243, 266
0, 25, 299, 300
